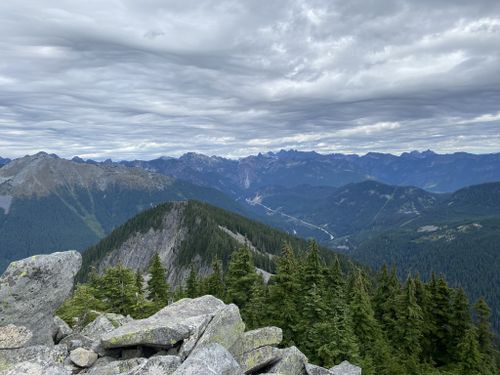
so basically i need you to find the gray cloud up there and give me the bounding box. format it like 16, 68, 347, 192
0, 0, 499, 159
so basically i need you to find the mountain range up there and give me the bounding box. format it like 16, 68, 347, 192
115, 149, 500, 194
1, 150, 499, 330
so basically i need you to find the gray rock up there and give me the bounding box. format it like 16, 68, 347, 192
0, 251, 82, 346
83, 358, 147, 375
193, 304, 245, 351
268, 346, 308, 375
177, 315, 211, 359
237, 346, 280, 373
306, 363, 333, 375
59, 333, 95, 351
0, 361, 72, 375
69, 348, 98, 368
101, 296, 225, 349
131, 355, 182, 375
330, 361, 362, 375
81, 315, 117, 341
0, 324, 32, 349
172, 343, 243, 375
230, 326, 283, 357
53, 317, 73, 343
0, 345, 69, 370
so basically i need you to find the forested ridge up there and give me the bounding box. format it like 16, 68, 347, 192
61, 242, 499, 375
78, 200, 352, 281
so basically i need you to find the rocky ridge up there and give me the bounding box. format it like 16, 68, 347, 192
0, 251, 361, 375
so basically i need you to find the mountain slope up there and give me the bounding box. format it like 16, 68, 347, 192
0, 153, 243, 272
246, 180, 443, 241
79, 200, 349, 285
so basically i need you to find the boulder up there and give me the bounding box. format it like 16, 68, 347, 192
330, 361, 362, 375
53, 317, 73, 343
69, 348, 98, 368
0, 344, 68, 370
230, 326, 283, 357
193, 304, 245, 351
83, 358, 147, 375
131, 355, 182, 375
306, 363, 333, 375
237, 346, 280, 373
0, 251, 82, 345
0, 361, 71, 375
0, 324, 32, 349
172, 343, 243, 375
101, 296, 225, 349
59, 333, 96, 351
81, 315, 119, 341
268, 346, 308, 375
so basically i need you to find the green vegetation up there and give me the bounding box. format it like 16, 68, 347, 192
61, 240, 499, 374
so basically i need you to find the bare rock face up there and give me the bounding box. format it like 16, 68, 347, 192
0, 251, 82, 346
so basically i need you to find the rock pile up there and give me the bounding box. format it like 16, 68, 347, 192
0, 251, 362, 375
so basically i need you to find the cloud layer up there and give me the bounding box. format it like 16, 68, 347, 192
1, 0, 500, 159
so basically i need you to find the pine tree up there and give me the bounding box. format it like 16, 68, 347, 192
302, 240, 324, 288
395, 275, 424, 360
186, 266, 200, 298
225, 247, 258, 309
268, 242, 301, 346
373, 265, 401, 344
135, 270, 145, 296
473, 298, 496, 374
242, 275, 268, 330
428, 274, 454, 365
457, 327, 483, 375
100, 265, 139, 316
56, 284, 107, 327
204, 258, 225, 299
449, 288, 472, 361
147, 254, 170, 308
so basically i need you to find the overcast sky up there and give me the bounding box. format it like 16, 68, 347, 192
1, 0, 500, 160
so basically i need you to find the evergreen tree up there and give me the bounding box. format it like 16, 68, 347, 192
135, 270, 145, 296
56, 284, 107, 327
428, 274, 454, 365
147, 254, 170, 307
225, 247, 258, 309
204, 258, 225, 298
186, 266, 200, 298
450, 288, 472, 361
268, 242, 301, 346
457, 327, 483, 375
395, 275, 424, 360
373, 265, 401, 344
100, 265, 139, 316
473, 298, 496, 374
242, 275, 268, 330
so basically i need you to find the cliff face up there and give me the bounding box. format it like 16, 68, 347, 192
0, 251, 361, 375
95, 202, 192, 286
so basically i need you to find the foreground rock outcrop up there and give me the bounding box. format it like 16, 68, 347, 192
0, 251, 362, 374
0, 251, 82, 346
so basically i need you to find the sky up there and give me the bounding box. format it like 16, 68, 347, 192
1, 0, 500, 160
